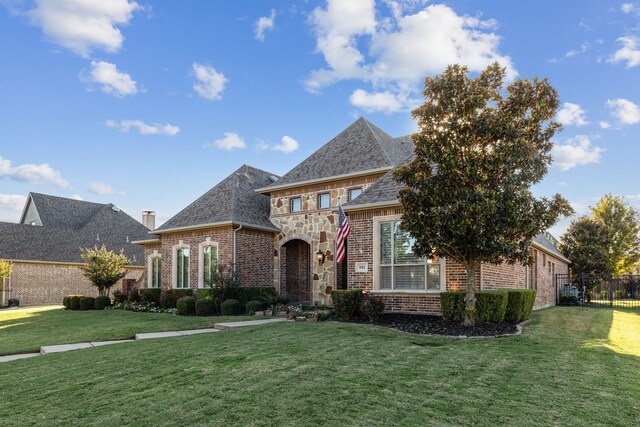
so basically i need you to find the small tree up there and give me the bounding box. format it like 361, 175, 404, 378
559, 216, 613, 281
395, 63, 573, 326
590, 194, 640, 276
205, 264, 242, 314
0, 259, 12, 284
79, 245, 130, 297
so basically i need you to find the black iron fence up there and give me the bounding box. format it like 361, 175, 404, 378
556, 274, 640, 309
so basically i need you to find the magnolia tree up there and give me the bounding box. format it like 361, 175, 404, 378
394, 63, 573, 326
559, 216, 613, 281
79, 245, 130, 297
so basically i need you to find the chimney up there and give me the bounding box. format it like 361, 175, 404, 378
142, 211, 156, 230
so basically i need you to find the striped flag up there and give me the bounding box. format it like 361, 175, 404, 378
336, 205, 350, 264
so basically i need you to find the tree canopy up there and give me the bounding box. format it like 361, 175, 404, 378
559, 216, 613, 279
0, 259, 12, 280
79, 245, 130, 296
394, 63, 573, 326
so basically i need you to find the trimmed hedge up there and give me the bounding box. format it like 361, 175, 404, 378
127, 287, 140, 303
176, 296, 196, 316
69, 295, 81, 311
79, 296, 96, 311
331, 290, 363, 320
504, 290, 537, 323
475, 291, 508, 324
195, 298, 215, 316
160, 289, 193, 309
227, 287, 277, 310
197, 288, 211, 301
221, 299, 240, 315
362, 294, 385, 322
140, 288, 161, 306
95, 296, 111, 310
62, 296, 71, 309
440, 290, 510, 324
246, 300, 263, 315
440, 292, 465, 323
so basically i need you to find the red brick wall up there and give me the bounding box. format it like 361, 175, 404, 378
236, 228, 275, 287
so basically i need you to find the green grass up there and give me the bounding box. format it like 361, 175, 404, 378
0, 307, 253, 356
0, 307, 639, 426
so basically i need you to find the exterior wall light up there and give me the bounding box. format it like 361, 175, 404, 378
316, 250, 325, 265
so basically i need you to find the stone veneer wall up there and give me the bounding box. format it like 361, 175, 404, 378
142, 227, 274, 290
270, 174, 384, 304
5, 261, 143, 306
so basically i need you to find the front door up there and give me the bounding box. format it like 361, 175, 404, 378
282, 239, 311, 304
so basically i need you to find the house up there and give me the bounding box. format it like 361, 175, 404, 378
135, 118, 570, 313
0, 193, 150, 305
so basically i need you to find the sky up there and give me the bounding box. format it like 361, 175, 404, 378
0, 0, 639, 239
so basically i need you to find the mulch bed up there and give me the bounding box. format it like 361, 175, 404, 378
335, 312, 518, 337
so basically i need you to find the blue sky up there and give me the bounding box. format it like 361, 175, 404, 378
1, 1, 639, 238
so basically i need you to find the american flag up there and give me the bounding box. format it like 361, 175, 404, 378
336, 205, 350, 264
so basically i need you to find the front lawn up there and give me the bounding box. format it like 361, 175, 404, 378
0, 306, 253, 356
0, 307, 639, 426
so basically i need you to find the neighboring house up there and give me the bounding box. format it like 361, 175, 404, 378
0, 193, 149, 305
136, 118, 570, 313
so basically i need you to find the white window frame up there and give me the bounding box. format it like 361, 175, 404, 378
172, 240, 190, 289
147, 250, 162, 288
318, 193, 331, 209
348, 188, 362, 201
198, 238, 219, 289
372, 215, 446, 293
290, 197, 302, 212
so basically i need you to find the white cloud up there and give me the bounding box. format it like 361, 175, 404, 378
599, 121, 611, 129
556, 102, 589, 126
622, 3, 637, 14
606, 98, 640, 125
0, 156, 69, 187
192, 63, 227, 101
84, 61, 138, 97
255, 9, 276, 41
608, 36, 640, 68
551, 135, 604, 171
106, 119, 180, 136
88, 181, 124, 196
255, 136, 300, 154
565, 42, 590, 58
205, 132, 246, 150
0, 194, 27, 222
306, 1, 516, 113
20, 0, 140, 57
70, 194, 84, 201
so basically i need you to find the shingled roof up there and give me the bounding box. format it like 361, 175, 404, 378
155, 165, 280, 233
259, 117, 413, 192
0, 194, 148, 265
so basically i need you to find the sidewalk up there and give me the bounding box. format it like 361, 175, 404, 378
0, 317, 288, 363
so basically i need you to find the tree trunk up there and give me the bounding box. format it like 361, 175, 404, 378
464, 261, 479, 326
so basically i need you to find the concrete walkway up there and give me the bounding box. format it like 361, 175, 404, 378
0, 318, 289, 364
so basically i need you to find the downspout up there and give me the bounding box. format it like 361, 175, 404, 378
233, 225, 243, 272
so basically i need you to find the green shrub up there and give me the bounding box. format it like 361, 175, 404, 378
195, 298, 215, 316
440, 292, 465, 322
176, 296, 196, 316
197, 288, 211, 301
227, 287, 277, 309
79, 296, 96, 311
600, 290, 609, 299
331, 290, 363, 320
173, 289, 193, 299
62, 296, 71, 309
140, 288, 161, 305
246, 300, 263, 315
559, 295, 578, 305
221, 299, 241, 315
615, 290, 624, 299
475, 291, 508, 323
69, 295, 82, 311
112, 289, 127, 304
127, 287, 140, 303
362, 294, 385, 322
504, 289, 537, 324
95, 296, 111, 310
160, 290, 178, 308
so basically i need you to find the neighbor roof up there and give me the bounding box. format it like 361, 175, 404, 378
259, 117, 413, 192
155, 165, 280, 233
0, 194, 148, 265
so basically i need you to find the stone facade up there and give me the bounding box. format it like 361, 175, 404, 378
3, 261, 143, 306
270, 175, 383, 304
141, 226, 274, 291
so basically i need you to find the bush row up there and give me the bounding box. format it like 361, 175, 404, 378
331, 290, 385, 322
440, 289, 536, 324
63, 295, 112, 310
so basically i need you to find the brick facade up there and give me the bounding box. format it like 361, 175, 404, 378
4, 261, 143, 306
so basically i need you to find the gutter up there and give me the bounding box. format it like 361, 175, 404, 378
342, 200, 401, 212
130, 238, 161, 245
232, 225, 243, 272
150, 221, 280, 235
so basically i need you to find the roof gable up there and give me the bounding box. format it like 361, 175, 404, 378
25, 193, 105, 229
156, 165, 279, 232
261, 117, 413, 191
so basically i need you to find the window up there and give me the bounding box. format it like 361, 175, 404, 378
290, 197, 301, 212
148, 255, 162, 288
542, 253, 546, 267
378, 220, 441, 291
318, 193, 330, 209
175, 247, 189, 288
200, 243, 218, 288
348, 188, 362, 201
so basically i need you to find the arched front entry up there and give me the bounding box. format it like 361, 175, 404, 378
280, 239, 312, 304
